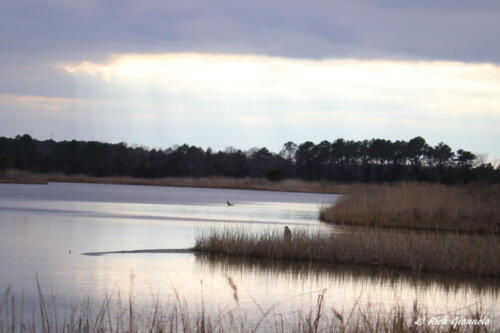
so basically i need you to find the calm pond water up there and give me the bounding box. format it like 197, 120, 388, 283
0, 182, 498, 327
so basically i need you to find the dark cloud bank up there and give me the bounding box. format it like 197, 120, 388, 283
1, 0, 500, 64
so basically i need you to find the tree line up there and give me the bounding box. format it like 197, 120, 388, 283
1, 134, 499, 184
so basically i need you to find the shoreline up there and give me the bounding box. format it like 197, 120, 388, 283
83, 242, 500, 279
81, 248, 196, 256
82, 243, 500, 279
0, 169, 350, 194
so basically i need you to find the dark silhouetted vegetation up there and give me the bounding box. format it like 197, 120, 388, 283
1, 134, 499, 184
0, 154, 7, 174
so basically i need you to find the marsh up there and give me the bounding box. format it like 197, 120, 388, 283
0, 182, 498, 325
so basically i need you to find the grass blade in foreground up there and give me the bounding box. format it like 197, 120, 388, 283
0, 284, 496, 333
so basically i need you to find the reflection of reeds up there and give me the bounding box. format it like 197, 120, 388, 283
0, 282, 495, 333
194, 228, 500, 276
195, 253, 500, 296
320, 182, 500, 233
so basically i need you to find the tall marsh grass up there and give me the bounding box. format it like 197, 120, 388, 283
194, 228, 500, 276
320, 182, 500, 233
0, 282, 495, 333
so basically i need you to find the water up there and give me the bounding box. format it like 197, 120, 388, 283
0, 182, 498, 327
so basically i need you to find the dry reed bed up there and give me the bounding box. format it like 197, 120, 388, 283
194, 228, 500, 277
0, 170, 48, 184
0, 284, 494, 333
0, 169, 349, 193
320, 182, 500, 233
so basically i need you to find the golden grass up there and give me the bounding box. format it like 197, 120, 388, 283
320, 182, 500, 233
0, 169, 350, 194
0, 281, 495, 333
0, 169, 48, 184
194, 228, 500, 277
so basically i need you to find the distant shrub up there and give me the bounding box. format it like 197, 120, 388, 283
0, 154, 8, 174
266, 168, 283, 182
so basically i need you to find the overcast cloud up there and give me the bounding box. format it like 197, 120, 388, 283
2, 0, 500, 96
1, 0, 499, 158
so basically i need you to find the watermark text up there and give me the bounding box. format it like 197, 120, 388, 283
414, 316, 490, 329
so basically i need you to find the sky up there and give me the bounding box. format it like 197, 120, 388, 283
1, 0, 500, 160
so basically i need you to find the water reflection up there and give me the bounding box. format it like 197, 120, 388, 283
195, 254, 500, 318
0, 200, 321, 226
0, 183, 338, 310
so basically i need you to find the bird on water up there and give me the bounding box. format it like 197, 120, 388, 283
226, 200, 234, 206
